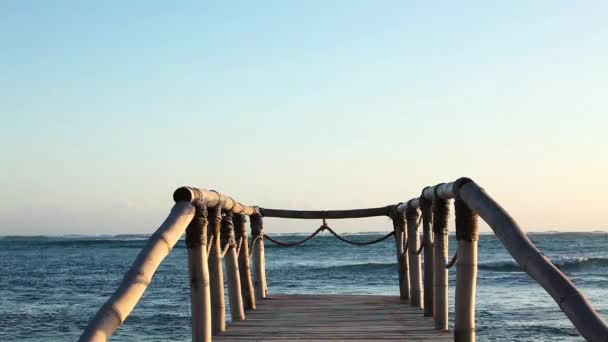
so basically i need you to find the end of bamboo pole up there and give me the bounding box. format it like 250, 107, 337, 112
173, 186, 199, 203
452, 177, 475, 198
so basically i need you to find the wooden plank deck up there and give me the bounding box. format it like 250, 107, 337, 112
215, 294, 452, 341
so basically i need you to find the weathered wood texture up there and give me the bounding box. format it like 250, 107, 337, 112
185, 210, 211, 342
215, 295, 451, 341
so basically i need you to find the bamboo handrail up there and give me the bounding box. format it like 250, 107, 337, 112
79, 202, 195, 342
174, 187, 257, 215
80, 179, 608, 342
457, 179, 608, 342
259, 206, 393, 219
80, 188, 255, 342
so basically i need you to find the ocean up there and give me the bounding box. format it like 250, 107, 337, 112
1, 232, 606, 341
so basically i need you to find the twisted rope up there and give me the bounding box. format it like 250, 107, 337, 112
264, 222, 395, 247
415, 242, 425, 255
249, 235, 262, 257
446, 251, 458, 269
323, 226, 395, 246
402, 237, 409, 257
264, 226, 325, 247
235, 237, 244, 256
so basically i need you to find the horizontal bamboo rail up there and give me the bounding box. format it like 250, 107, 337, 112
79, 188, 257, 342
80, 179, 608, 342
173, 187, 258, 215
260, 206, 393, 219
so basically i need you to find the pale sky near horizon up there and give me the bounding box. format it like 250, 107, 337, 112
1, 1, 607, 235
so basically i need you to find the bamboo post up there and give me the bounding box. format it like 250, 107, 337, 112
391, 209, 410, 302
78, 202, 195, 342
453, 197, 479, 342
458, 179, 608, 341
433, 196, 450, 331
186, 201, 212, 342
406, 206, 422, 309
250, 214, 268, 299
221, 212, 245, 321
234, 214, 256, 310
207, 205, 225, 334
420, 194, 434, 317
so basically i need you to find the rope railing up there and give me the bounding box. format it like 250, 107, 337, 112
445, 251, 458, 269
263, 220, 395, 247
79, 179, 608, 342
263, 226, 325, 247
323, 226, 395, 246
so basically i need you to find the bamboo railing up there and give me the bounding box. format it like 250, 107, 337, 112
79, 179, 608, 342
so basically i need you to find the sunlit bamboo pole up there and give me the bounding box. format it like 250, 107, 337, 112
453, 197, 478, 342
174, 187, 256, 215
250, 214, 267, 299
207, 205, 225, 334
392, 209, 410, 302
221, 212, 245, 321
78, 202, 195, 342
433, 196, 450, 331
458, 178, 608, 342
234, 214, 256, 310
186, 201, 211, 342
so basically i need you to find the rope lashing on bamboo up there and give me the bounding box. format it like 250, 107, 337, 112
446, 251, 458, 269
416, 193, 433, 256
220, 211, 237, 256
185, 200, 208, 248
402, 237, 409, 256
432, 188, 451, 332
410, 214, 424, 255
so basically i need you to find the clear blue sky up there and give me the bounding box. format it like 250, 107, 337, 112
1, 1, 607, 234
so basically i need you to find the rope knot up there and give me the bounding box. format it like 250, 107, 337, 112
186, 200, 208, 248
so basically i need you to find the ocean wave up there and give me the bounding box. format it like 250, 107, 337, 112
320, 262, 396, 272
288, 256, 608, 273
479, 256, 608, 272
0, 235, 179, 248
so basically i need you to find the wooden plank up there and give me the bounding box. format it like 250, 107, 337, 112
214, 294, 451, 341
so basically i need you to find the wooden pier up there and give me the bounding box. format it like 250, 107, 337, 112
79, 178, 608, 342
215, 294, 451, 341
